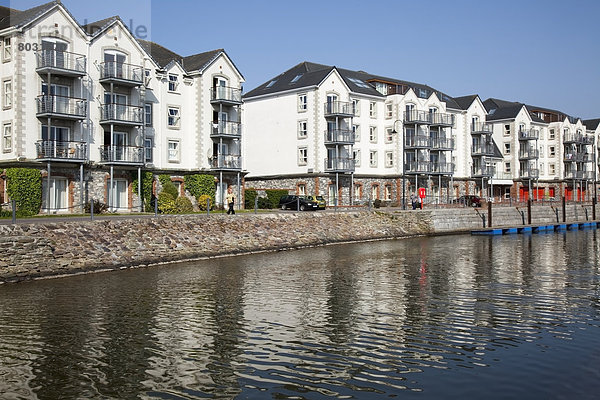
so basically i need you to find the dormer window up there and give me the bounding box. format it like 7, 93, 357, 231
168, 74, 179, 92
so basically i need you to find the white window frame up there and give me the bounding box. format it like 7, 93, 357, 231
539, 129, 544, 140
549, 163, 556, 175
504, 162, 511, 173
504, 124, 511, 136
167, 139, 180, 162
504, 142, 511, 155
167, 106, 180, 128
369, 102, 377, 118
549, 129, 555, 139
539, 162, 544, 175
3, 37, 11, 62
369, 126, 377, 143
297, 183, 306, 196
385, 103, 393, 119
168, 74, 179, 92
384, 185, 392, 201
297, 146, 308, 165
298, 93, 307, 112
549, 145, 555, 157
385, 128, 394, 143
3, 78, 11, 109
539, 145, 544, 157
298, 120, 307, 138
369, 150, 378, 167
144, 103, 153, 127
385, 151, 393, 167
353, 149, 361, 167
352, 99, 360, 116
353, 124, 360, 142
3, 122, 11, 152
144, 138, 153, 163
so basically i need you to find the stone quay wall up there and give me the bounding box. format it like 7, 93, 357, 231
0, 204, 595, 284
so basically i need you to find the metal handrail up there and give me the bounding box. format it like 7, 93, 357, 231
472, 144, 495, 155
324, 129, 355, 144
520, 168, 539, 179
36, 95, 87, 117
324, 101, 355, 116
518, 128, 540, 140
324, 157, 355, 171
35, 49, 86, 73
403, 110, 430, 124
518, 148, 539, 159
211, 121, 242, 136
211, 154, 242, 169
99, 61, 143, 83
471, 122, 493, 134
36, 140, 87, 160
404, 134, 431, 148
471, 166, 494, 177
100, 145, 144, 163
431, 137, 455, 150
210, 86, 242, 103
429, 112, 454, 126
100, 103, 143, 123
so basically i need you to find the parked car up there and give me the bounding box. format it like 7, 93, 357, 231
305, 195, 326, 210
279, 195, 319, 211
453, 195, 482, 207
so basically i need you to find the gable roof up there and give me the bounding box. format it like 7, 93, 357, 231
0, 1, 58, 30
583, 119, 600, 131
81, 15, 120, 36
453, 95, 479, 111
137, 39, 229, 75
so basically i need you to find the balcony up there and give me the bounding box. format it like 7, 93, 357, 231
324, 157, 355, 173
211, 121, 242, 138
36, 50, 86, 77
563, 133, 593, 145
493, 171, 514, 181
565, 170, 585, 180
36, 140, 87, 161
472, 165, 494, 178
100, 104, 143, 126
471, 122, 493, 135
404, 134, 431, 149
431, 137, 454, 150
518, 148, 539, 160
405, 161, 431, 174
210, 86, 242, 105
36, 95, 87, 120
520, 168, 539, 179
471, 143, 495, 156
429, 112, 454, 127
324, 101, 355, 118
99, 61, 144, 87
518, 128, 539, 141
564, 151, 586, 162
99, 145, 144, 165
210, 154, 242, 171
430, 162, 455, 175
404, 110, 431, 124
324, 129, 355, 145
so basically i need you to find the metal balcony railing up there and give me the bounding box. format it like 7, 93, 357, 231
324, 157, 355, 172
211, 121, 242, 137
211, 154, 242, 170
431, 137, 455, 150
405, 161, 431, 174
100, 104, 143, 124
564, 133, 593, 145
100, 145, 144, 164
472, 165, 494, 177
36, 50, 86, 75
493, 171, 514, 180
429, 112, 454, 127
324, 129, 355, 144
36, 95, 87, 118
324, 101, 355, 117
518, 128, 540, 141
404, 110, 431, 124
471, 122, 493, 134
518, 148, 539, 160
471, 143, 495, 156
99, 61, 143, 85
404, 134, 431, 148
210, 86, 242, 104
520, 168, 539, 179
564, 152, 589, 162
430, 162, 455, 174
36, 140, 87, 160
565, 170, 585, 180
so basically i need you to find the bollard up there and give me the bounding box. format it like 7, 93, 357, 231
527, 199, 532, 225
593, 197, 597, 221
368, 199, 371, 212
562, 196, 566, 223
90, 198, 94, 221
297, 197, 300, 211
585, 207, 589, 221
11, 199, 16, 224
520, 210, 525, 225
254, 196, 258, 214
154, 197, 158, 217
554, 207, 559, 223
480, 213, 486, 228
207, 198, 210, 216
487, 201, 493, 227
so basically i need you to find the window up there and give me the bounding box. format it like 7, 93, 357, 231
504, 162, 511, 173
353, 124, 360, 142
504, 188, 511, 199
144, 138, 153, 162
290, 74, 302, 83
354, 183, 363, 200
369, 102, 377, 118
385, 128, 394, 143
539, 145, 544, 157
3, 79, 11, 109
3, 37, 11, 62
539, 163, 544, 175
168, 139, 180, 162
504, 124, 511, 136
504, 143, 511, 155
144, 103, 152, 126
297, 183, 306, 195
549, 146, 555, 157
371, 184, 379, 200
298, 147, 308, 165
385, 151, 393, 167
353, 149, 361, 167
384, 184, 392, 201
369, 126, 377, 143
2, 122, 11, 152
539, 129, 544, 140
298, 120, 307, 138
42, 177, 68, 211
549, 129, 555, 139
352, 99, 360, 116
298, 93, 307, 111
369, 150, 378, 167
168, 106, 180, 128
266, 80, 277, 88
168, 74, 179, 92
549, 163, 556, 175
385, 103, 393, 119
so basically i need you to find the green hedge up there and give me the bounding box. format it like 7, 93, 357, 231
265, 189, 289, 209
6, 168, 42, 217
244, 189, 257, 208
184, 174, 215, 205
132, 171, 154, 212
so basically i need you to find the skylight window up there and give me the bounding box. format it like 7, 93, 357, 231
291, 74, 303, 83
266, 80, 277, 88
347, 77, 371, 89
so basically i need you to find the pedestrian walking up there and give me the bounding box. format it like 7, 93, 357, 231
411, 193, 417, 210
226, 186, 235, 215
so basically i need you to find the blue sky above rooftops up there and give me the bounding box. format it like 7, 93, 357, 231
5, 0, 600, 119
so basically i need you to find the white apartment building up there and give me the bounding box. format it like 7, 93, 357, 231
0, 1, 244, 213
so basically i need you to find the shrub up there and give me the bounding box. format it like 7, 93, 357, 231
257, 197, 271, 209
158, 192, 176, 214
184, 174, 215, 206
84, 200, 108, 214
161, 180, 179, 199
174, 196, 193, 214
244, 189, 257, 208
6, 168, 42, 217
197, 194, 213, 211
374, 199, 382, 208
265, 189, 289, 209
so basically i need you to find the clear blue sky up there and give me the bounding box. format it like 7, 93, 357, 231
5, 0, 600, 119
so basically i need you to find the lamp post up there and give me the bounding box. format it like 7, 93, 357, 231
391, 120, 405, 209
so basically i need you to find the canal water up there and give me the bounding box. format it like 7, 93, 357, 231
1, 230, 600, 399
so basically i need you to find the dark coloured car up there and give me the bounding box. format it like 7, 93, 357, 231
279, 195, 319, 211
453, 195, 482, 207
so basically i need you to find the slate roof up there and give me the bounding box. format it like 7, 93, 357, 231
81, 16, 120, 36
137, 39, 225, 74
453, 95, 479, 110
583, 119, 600, 131
0, 1, 57, 30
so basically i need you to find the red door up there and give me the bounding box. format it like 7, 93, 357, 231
549, 187, 555, 199
519, 187, 529, 201
565, 188, 573, 201
534, 189, 544, 200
